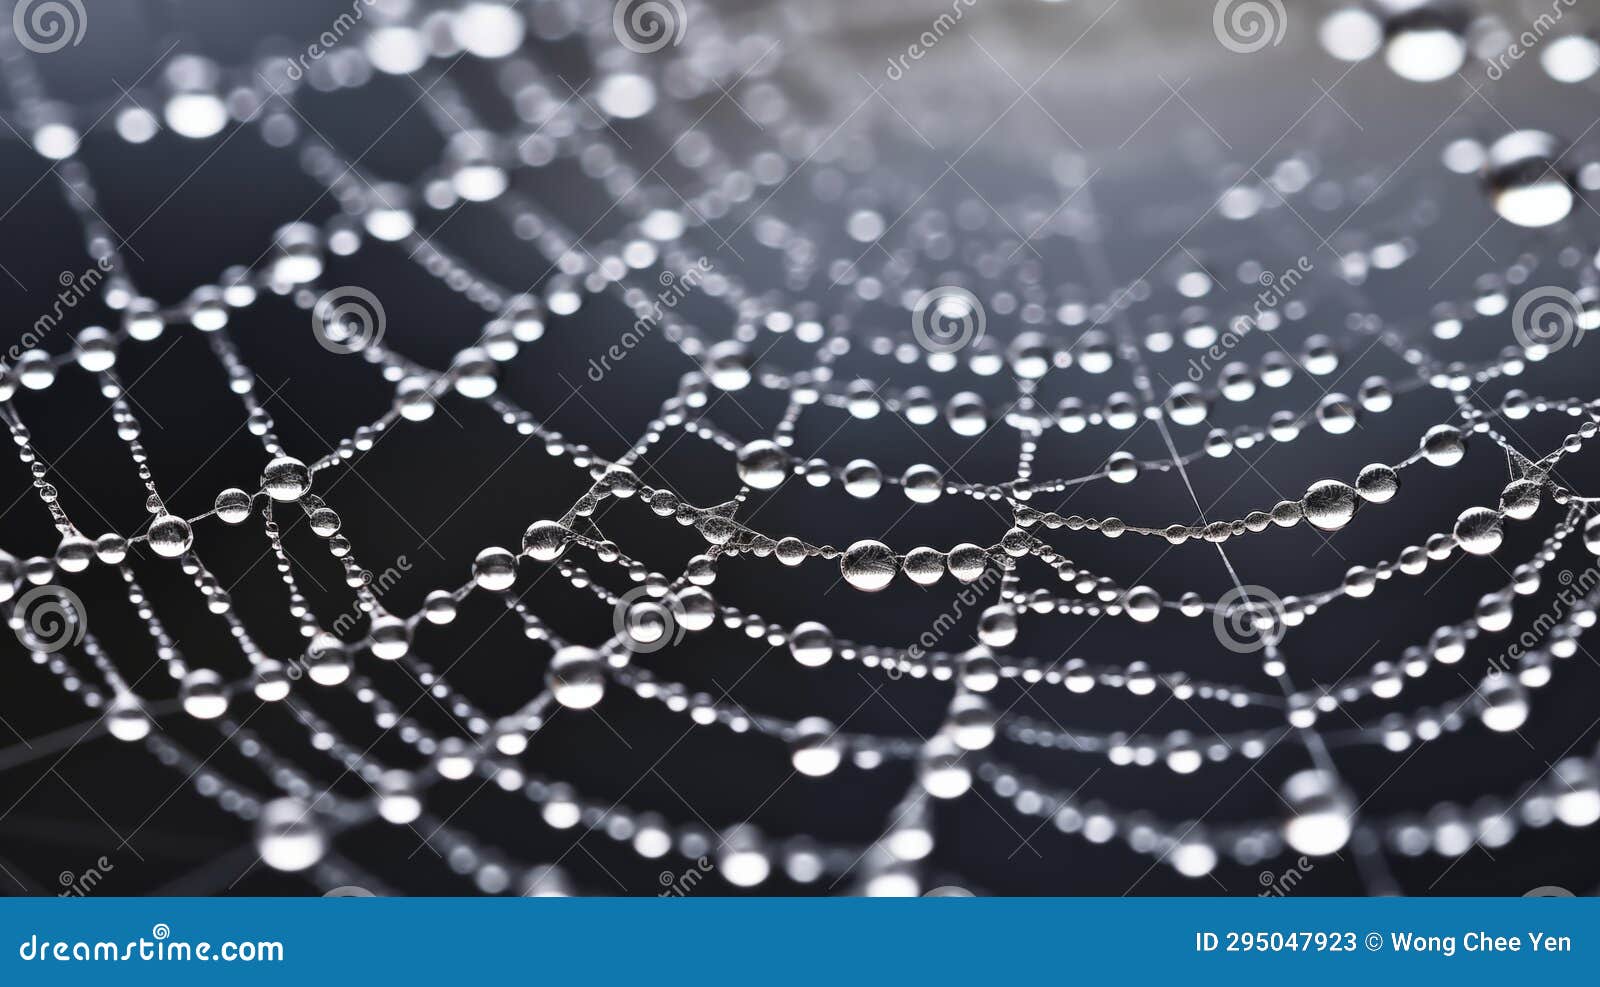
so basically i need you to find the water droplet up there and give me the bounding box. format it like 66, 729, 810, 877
841, 540, 896, 592
1281, 769, 1354, 856
1382, 2, 1468, 83
1356, 464, 1399, 503
215, 487, 252, 523
256, 798, 326, 872
1486, 130, 1575, 228
107, 695, 151, 741
180, 668, 228, 720
547, 645, 605, 709
369, 615, 411, 660
918, 737, 971, 799
1453, 506, 1503, 556
472, 547, 517, 591
1420, 424, 1466, 467
522, 520, 570, 561
1500, 479, 1542, 520
261, 457, 311, 502
1125, 586, 1162, 623
705, 341, 752, 391
843, 459, 882, 498
1479, 674, 1529, 732
790, 717, 843, 777
790, 622, 834, 667
977, 605, 1017, 647
947, 693, 996, 751
1302, 480, 1358, 531
1316, 393, 1358, 434
736, 440, 788, 489
902, 547, 945, 586
718, 825, 771, 887
147, 514, 193, 559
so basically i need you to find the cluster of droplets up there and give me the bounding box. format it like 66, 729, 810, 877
1319, 1, 1598, 88
5, 0, 1600, 897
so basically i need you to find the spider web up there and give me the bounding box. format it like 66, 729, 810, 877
1, 0, 1599, 897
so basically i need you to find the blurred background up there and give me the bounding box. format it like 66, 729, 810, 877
0, 0, 1597, 896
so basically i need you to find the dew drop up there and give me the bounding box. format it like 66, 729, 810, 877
1281, 769, 1354, 856
261, 457, 311, 502
1302, 480, 1358, 532
1486, 130, 1575, 229
790, 621, 834, 667
546, 645, 606, 709
841, 539, 897, 592
736, 439, 788, 490
256, 798, 326, 872
1452, 506, 1503, 556
790, 717, 843, 777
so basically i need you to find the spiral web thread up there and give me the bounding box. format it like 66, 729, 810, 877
1, 0, 1599, 896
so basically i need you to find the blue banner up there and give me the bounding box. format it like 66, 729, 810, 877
0, 897, 1592, 984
